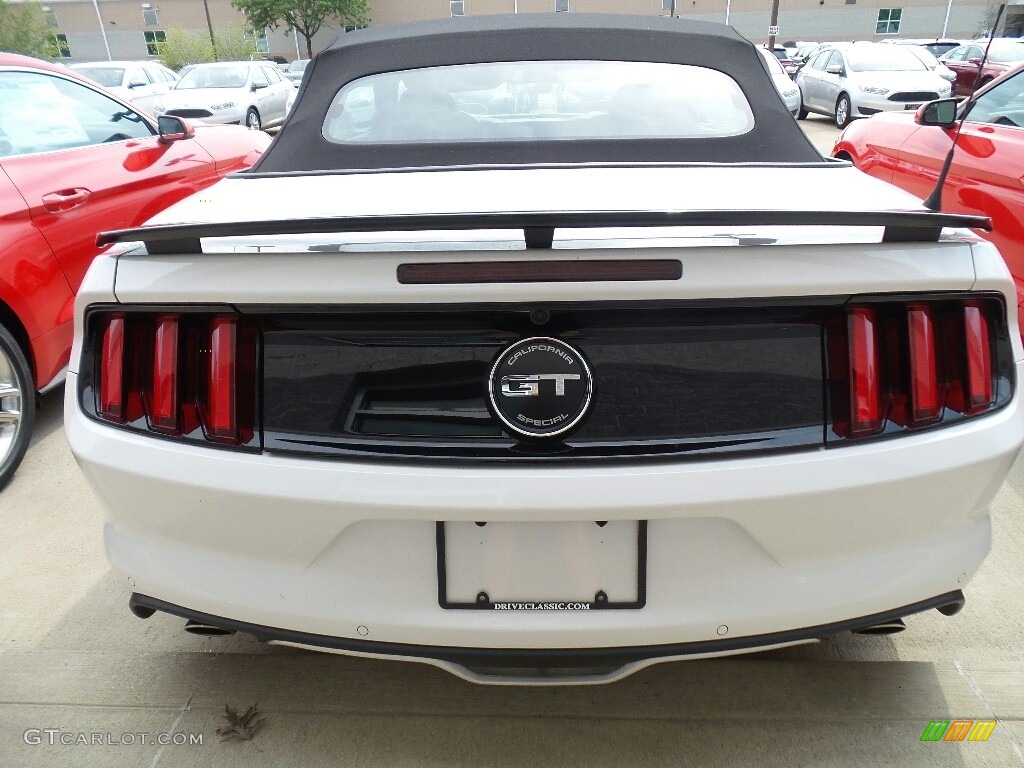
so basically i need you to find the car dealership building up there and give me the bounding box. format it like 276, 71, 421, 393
8, 0, 1022, 64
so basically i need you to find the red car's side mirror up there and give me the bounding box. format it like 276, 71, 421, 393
916, 99, 959, 127
157, 115, 195, 144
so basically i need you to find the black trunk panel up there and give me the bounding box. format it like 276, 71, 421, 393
261, 305, 827, 462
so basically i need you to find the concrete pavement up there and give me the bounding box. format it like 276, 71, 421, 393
4, 118, 1024, 766
799, 113, 843, 154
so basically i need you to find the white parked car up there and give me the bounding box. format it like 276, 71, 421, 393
757, 46, 801, 115
68, 60, 179, 114
901, 44, 957, 83
796, 43, 953, 127
155, 61, 293, 131
67, 16, 1022, 685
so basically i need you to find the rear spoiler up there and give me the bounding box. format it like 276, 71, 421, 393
97, 209, 992, 254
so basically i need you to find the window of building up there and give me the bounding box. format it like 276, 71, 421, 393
42, 6, 58, 28
144, 30, 166, 56
246, 28, 269, 53
451, 1, 464, 17
141, 3, 158, 25
556, 0, 570, 11
876, 9, 902, 35
52, 33, 71, 58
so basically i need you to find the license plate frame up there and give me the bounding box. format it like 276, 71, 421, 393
436, 520, 647, 610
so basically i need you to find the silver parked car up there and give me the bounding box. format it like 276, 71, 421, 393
68, 60, 179, 115
155, 61, 294, 131
757, 47, 800, 115
796, 43, 952, 128
283, 59, 310, 85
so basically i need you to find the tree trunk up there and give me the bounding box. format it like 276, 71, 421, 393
304, 32, 313, 58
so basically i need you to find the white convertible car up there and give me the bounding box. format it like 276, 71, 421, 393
66, 16, 1023, 684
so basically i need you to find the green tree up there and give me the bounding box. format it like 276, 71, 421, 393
157, 27, 259, 71
158, 28, 215, 71
0, 0, 56, 59
215, 26, 260, 61
230, 0, 369, 59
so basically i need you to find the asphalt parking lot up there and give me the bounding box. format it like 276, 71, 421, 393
4, 116, 1024, 767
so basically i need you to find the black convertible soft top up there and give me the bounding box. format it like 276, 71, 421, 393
251, 14, 823, 174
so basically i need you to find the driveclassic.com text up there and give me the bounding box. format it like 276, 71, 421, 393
492, 602, 592, 610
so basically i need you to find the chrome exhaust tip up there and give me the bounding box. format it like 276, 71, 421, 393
852, 617, 906, 636
184, 620, 235, 637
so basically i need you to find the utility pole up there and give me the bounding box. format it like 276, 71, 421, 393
768, 0, 781, 49
202, 0, 217, 59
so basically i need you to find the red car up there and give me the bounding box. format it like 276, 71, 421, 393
0, 53, 270, 488
832, 63, 1024, 330
940, 40, 1024, 96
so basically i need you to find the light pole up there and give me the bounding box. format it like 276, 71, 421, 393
90, 0, 112, 60
726, 0, 731, 25
941, 0, 953, 37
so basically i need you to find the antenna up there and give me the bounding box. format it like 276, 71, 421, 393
922, 2, 1006, 212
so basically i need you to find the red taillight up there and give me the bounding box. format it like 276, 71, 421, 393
831, 298, 1004, 441
150, 315, 179, 433
91, 310, 256, 447
907, 304, 940, 425
847, 307, 883, 436
964, 302, 994, 413
99, 314, 126, 422
206, 316, 238, 443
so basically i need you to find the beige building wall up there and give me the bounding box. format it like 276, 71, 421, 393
13, 0, 1005, 64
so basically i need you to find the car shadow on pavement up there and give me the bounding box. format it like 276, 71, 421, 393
28, 385, 66, 448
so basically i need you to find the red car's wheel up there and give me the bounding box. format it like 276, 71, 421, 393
0, 323, 34, 490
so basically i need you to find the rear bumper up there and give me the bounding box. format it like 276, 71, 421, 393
66, 358, 1024, 672
130, 589, 964, 683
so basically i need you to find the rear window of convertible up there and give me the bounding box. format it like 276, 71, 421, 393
321, 60, 755, 144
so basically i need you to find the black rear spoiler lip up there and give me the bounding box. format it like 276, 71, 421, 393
96, 209, 993, 254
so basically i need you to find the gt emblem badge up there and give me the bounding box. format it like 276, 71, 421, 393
488, 337, 593, 438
